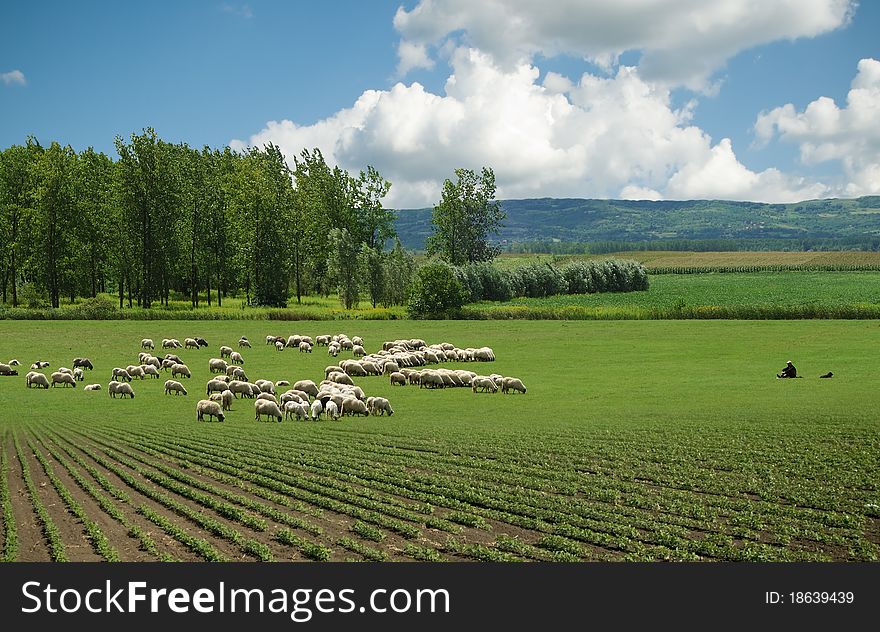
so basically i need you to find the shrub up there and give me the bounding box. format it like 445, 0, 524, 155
407, 262, 469, 319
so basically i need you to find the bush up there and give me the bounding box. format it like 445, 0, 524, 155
407, 262, 470, 319
19, 283, 50, 309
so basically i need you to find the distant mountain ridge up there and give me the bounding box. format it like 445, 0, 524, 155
392, 196, 880, 250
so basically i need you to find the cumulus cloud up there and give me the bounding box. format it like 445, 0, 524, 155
396, 41, 435, 76
232, 49, 826, 207
754, 58, 880, 196
393, 0, 855, 90
1, 69, 26, 86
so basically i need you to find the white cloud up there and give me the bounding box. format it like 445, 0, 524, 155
396, 41, 435, 76
393, 0, 855, 90
232, 49, 826, 207
221, 3, 252, 19
1, 69, 26, 86
754, 58, 880, 196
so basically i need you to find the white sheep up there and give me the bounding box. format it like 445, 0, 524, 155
352, 335, 364, 346
324, 400, 340, 421
51, 372, 77, 388
255, 399, 283, 422
206, 378, 230, 395
219, 345, 233, 358
141, 338, 155, 349
352, 344, 365, 358
83, 383, 102, 391
197, 399, 225, 422
172, 364, 192, 379
293, 380, 318, 399
228, 380, 252, 398
210, 390, 234, 411
238, 337, 252, 348
31, 361, 50, 370
111, 367, 132, 382
27, 372, 50, 389
256, 392, 279, 404
126, 365, 146, 380
275, 340, 285, 352
229, 351, 244, 365
58, 367, 73, 375
164, 380, 188, 396
501, 377, 527, 394
208, 358, 227, 374
310, 399, 323, 421
342, 397, 369, 417
255, 379, 275, 394
284, 400, 309, 421
141, 364, 160, 379
109, 381, 135, 399
8, 359, 21, 366
0, 363, 19, 376
328, 343, 340, 357
389, 371, 406, 386
299, 341, 312, 353
471, 376, 498, 393
73, 367, 85, 381
185, 337, 199, 350
316, 335, 330, 346
329, 371, 354, 386
276, 380, 290, 387
370, 397, 394, 416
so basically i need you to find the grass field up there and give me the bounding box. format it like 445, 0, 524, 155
0, 320, 877, 562
465, 272, 880, 319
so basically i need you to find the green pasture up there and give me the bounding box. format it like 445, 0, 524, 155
0, 319, 877, 561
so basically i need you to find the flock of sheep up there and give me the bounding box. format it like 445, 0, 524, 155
4, 331, 527, 425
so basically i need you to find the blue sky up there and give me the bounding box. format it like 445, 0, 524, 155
2, 1, 878, 206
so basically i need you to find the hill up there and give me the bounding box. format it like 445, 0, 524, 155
392, 196, 880, 250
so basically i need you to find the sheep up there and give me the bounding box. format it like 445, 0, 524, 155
172, 364, 192, 379
501, 377, 527, 394
141, 338, 155, 349
111, 367, 131, 382
276, 380, 290, 387
164, 380, 188, 396
185, 337, 199, 350
206, 378, 230, 395
208, 358, 227, 374
210, 390, 234, 411
370, 397, 394, 416
27, 372, 50, 389
315, 335, 330, 346
329, 371, 354, 386
0, 364, 19, 376
324, 365, 342, 378
229, 351, 244, 365
352, 336, 364, 346
141, 364, 160, 379
310, 399, 323, 421
299, 341, 312, 353
265, 335, 278, 345
238, 337, 252, 348
197, 399, 225, 422
280, 391, 304, 405
164, 354, 183, 364
126, 365, 146, 380
109, 381, 135, 399
162, 338, 177, 349
8, 359, 21, 366
58, 367, 73, 375
194, 337, 208, 348
474, 347, 495, 362
256, 392, 279, 404
342, 397, 369, 417
248, 383, 263, 398
31, 361, 50, 370
219, 345, 233, 358
361, 361, 381, 376
228, 380, 252, 398
161, 359, 176, 371
293, 380, 318, 399
72, 358, 94, 370
141, 355, 161, 369
328, 343, 340, 357
472, 376, 498, 393
419, 370, 444, 389
284, 401, 309, 421
254, 399, 283, 423
83, 383, 102, 391
73, 367, 85, 382
383, 361, 401, 375
255, 379, 275, 394
275, 340, 285, 352
352, 344, 365, 358
390, 371, 407, 386
324, 400, 340, 421
343, 362, 367, 377
285, 335, 301, 348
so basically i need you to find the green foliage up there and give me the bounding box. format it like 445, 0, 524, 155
407, 261, 469, 319
326, 228, 361, 309
426, 167, 504, 265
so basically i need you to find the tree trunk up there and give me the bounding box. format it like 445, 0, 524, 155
118, 272, 124, 309
90, 244, 97, 298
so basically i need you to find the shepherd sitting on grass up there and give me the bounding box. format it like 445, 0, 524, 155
777, 360, 798, 379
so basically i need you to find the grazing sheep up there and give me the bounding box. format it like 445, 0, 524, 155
141, 364, 160, 379
73, 367, 85, 382
219, 345, 233, 358
352, 345, 365, 358
229, 367, 248, 382
196, 399, 225, 422
73, 358, 93, 370
164, 354, 183, 364
126, 365, 146, 380
285, 335, 301, 348
383, 361, 401, 375
408, 371, 421, 386
206, 378, 230, 395
265, 335, 277, 345
161, 359, 176, 371
109, 381, 135, 399
276, 380, 290, 387
0, 364, 19, 376
255, 379, 275, 394
210, 390, 234, 411
227, 380, 252, 398
329, 371, 354, 386
164, 380, 188, 396
284, 401, 309, 421
185, 337, 199, 350
328, 343, 340, 357
474, 347, 496, 362
472, 376, 498, 393
275, 340, 285, 352
8, 359, 21, 366
57, 367, 73, 375
111, 367, 132, 382
324, 400, 340, 421
27, 372, 50, 389
229, 351, 244, 365
352, 336, 364, 346
141, 338, 155, 349
293, 380, 318, 399
162, 339, 176, 349
31, 361, 50, 370
342, 397, 369, 417
343, 362, 367, 377
248, 383, 263, 398
83, 383, 102, 391
389, 371, 406, 386
194, 337, 208, 347
142, 356, 161, 370
299, 341, 312, 353
316, 335, 330, 346
370, 397, 394, 416
172, 364, 192, 379
419, 371, 444, 389
281, 391, 305, 405
254, 399, 283, 423
361, 361, 381, 376
501, 377, 527, 394
256, 392, 279, 404
310, 399, 323, 421
208, 358, 227, 374
238, 337, 252, 348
